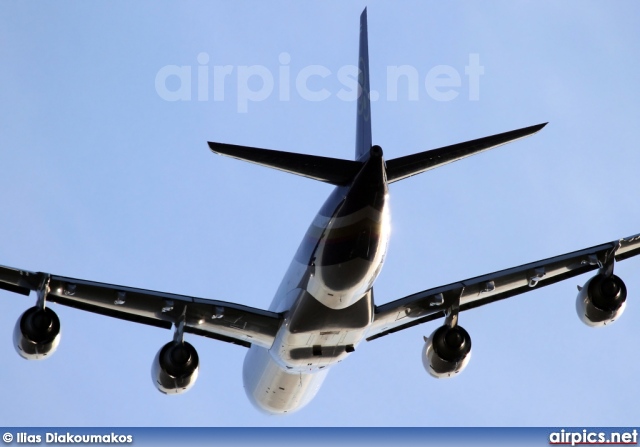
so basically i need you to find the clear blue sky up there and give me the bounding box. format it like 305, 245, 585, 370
1, 1, 639, 427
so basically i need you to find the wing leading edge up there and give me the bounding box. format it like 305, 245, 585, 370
366, 232, 640, 341
0, 267, 281, 348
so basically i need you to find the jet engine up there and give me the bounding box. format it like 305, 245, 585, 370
152, 341, 199, 394
576, 274, 627, 327
13, 306, 61, 360
422, 325, 472, 378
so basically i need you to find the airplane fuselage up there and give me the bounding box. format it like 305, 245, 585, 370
242, 147, 390, 414
6, 7, 631, 422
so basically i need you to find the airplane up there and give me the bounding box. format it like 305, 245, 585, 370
1, 8, 639, 415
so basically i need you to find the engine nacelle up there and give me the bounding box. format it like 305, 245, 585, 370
576, 274, 627, 327
422, 325, 472, 378
151, 341, 199, 394
13, 306, 61, 360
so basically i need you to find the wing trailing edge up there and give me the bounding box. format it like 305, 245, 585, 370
0, 264, 283, 349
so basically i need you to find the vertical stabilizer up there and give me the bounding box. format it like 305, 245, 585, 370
355, 8, 372, 160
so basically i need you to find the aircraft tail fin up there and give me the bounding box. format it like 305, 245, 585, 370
208, 142, 362, 186
385, 123, 548, 183
355, 8, 372, 160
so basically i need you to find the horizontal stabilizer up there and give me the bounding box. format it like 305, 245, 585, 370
386, 123, 547, 183
208, 142, 362, 186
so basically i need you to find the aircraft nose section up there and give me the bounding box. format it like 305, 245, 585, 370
243, 347, 328, 415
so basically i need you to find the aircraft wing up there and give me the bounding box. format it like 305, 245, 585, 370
0, 266, 282, 349
366, 232, 640, 341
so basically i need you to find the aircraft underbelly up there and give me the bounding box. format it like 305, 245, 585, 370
243, 147, 389, 414
242, 286, 372, 414
307, 258, 379, 309
242, 345, 328, 415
